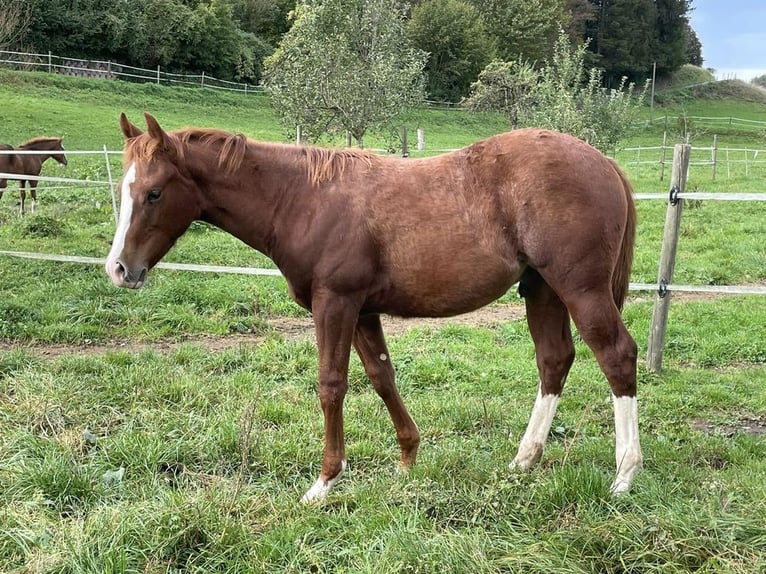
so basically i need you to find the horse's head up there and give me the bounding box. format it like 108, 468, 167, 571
51, 138, 68, 166
105, 113, 203, 289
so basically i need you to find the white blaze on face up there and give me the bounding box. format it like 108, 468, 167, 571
105, 163, 136, 284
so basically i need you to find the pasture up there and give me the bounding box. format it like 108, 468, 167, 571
0, 70, 764, 573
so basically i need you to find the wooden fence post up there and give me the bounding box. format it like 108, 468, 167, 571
646, 144, 691, 372
711, 134, 717, 181
401, 126, 408, 157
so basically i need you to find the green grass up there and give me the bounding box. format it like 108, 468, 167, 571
1, 313, 764, 572
0, 69, 765, 572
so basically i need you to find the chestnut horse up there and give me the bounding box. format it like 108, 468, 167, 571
0, 137, 68, 215
106, 113, 641, 502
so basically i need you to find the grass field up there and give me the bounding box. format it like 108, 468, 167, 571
0, 70, 764, 573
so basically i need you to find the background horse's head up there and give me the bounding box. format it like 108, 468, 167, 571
19, 137, 68, 166
106, 113, 203, 289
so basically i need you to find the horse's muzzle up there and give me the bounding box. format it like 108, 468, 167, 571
106, 259, 147, 289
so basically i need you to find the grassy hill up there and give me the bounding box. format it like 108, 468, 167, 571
0, 69, 508, 153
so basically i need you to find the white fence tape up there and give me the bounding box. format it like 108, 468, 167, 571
0, 172, 110, 185
0, 250, 282, 277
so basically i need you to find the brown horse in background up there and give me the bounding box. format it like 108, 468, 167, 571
106, 113, 641, 502
0, 137, 68, 215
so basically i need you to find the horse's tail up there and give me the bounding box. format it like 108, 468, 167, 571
610, 159, 636, 311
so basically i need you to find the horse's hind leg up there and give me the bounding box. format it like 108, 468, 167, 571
353, 314, 420, 469
511, 270, 575, 471
563, 287, 641, 494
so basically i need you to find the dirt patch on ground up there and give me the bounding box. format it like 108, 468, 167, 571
1, 287, 758, 360
0, 302, 528, 359
692, 415, 766, 437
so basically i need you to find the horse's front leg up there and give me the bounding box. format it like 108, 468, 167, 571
30, 181, 38, 213
19, 182, 26, 216
300, 291, 361, 503
353, 314, 420, 470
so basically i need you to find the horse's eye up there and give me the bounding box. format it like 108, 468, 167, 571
147, 189, 162, 203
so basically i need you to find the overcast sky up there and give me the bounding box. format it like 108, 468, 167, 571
689, 0, 766, 80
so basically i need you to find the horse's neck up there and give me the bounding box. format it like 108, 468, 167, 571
201, 143, 314, 257
20, 153, 45, 171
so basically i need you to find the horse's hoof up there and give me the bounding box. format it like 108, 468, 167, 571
300, 460, 347, 503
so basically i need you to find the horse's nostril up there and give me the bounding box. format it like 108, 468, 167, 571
115, 261, 126, 278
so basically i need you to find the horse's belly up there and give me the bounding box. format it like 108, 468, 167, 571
380, 253, 522, 318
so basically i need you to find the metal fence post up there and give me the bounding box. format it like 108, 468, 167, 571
646, 143, 691, 372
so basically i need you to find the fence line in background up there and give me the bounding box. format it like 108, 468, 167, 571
0, 49, 264, 94
621, 137, 766, 181
645, 114, 766, 130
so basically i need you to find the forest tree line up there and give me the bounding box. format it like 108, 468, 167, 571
5, 0, 699, 102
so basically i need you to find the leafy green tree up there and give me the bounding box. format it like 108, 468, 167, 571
586, 0, 656, 86
685, 20, 702, 67
230, 0, 294, 49
0, 0, 30, 50
180, 0, 249, 78
462, 60, 537, 129
653, 0, 691, 76
142, 0, 195, 67
407, 0, 493, 102
584, 0, 691, 85
562, 0, 596, 41
264, 0, 427, 145
752, 75, 766, 89
529, 32, 645, 152
467, 0, 567, 64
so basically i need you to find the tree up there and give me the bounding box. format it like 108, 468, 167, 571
529, 32, 646, 152
407, 0, 493, 102
586, 0, 656, 86
653, 0, 691, 76
462, 60, 537, 129
0, 0, 30, 50
562, 0, 596, 41
141, 0, 195, 67
264, 0, 427, 145
583, 0, 691, 85
229, 0, 293, 49
467, 0, 567, 64
684, 19, 702, 67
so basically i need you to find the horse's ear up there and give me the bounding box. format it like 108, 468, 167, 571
144, 113, 172, 153
120, 113, 143, 139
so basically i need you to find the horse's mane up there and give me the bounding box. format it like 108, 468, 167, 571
18, 137, 63, 149
302, 146, 379, 186
124, 127, 379, 186
124, 128, 247, 172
